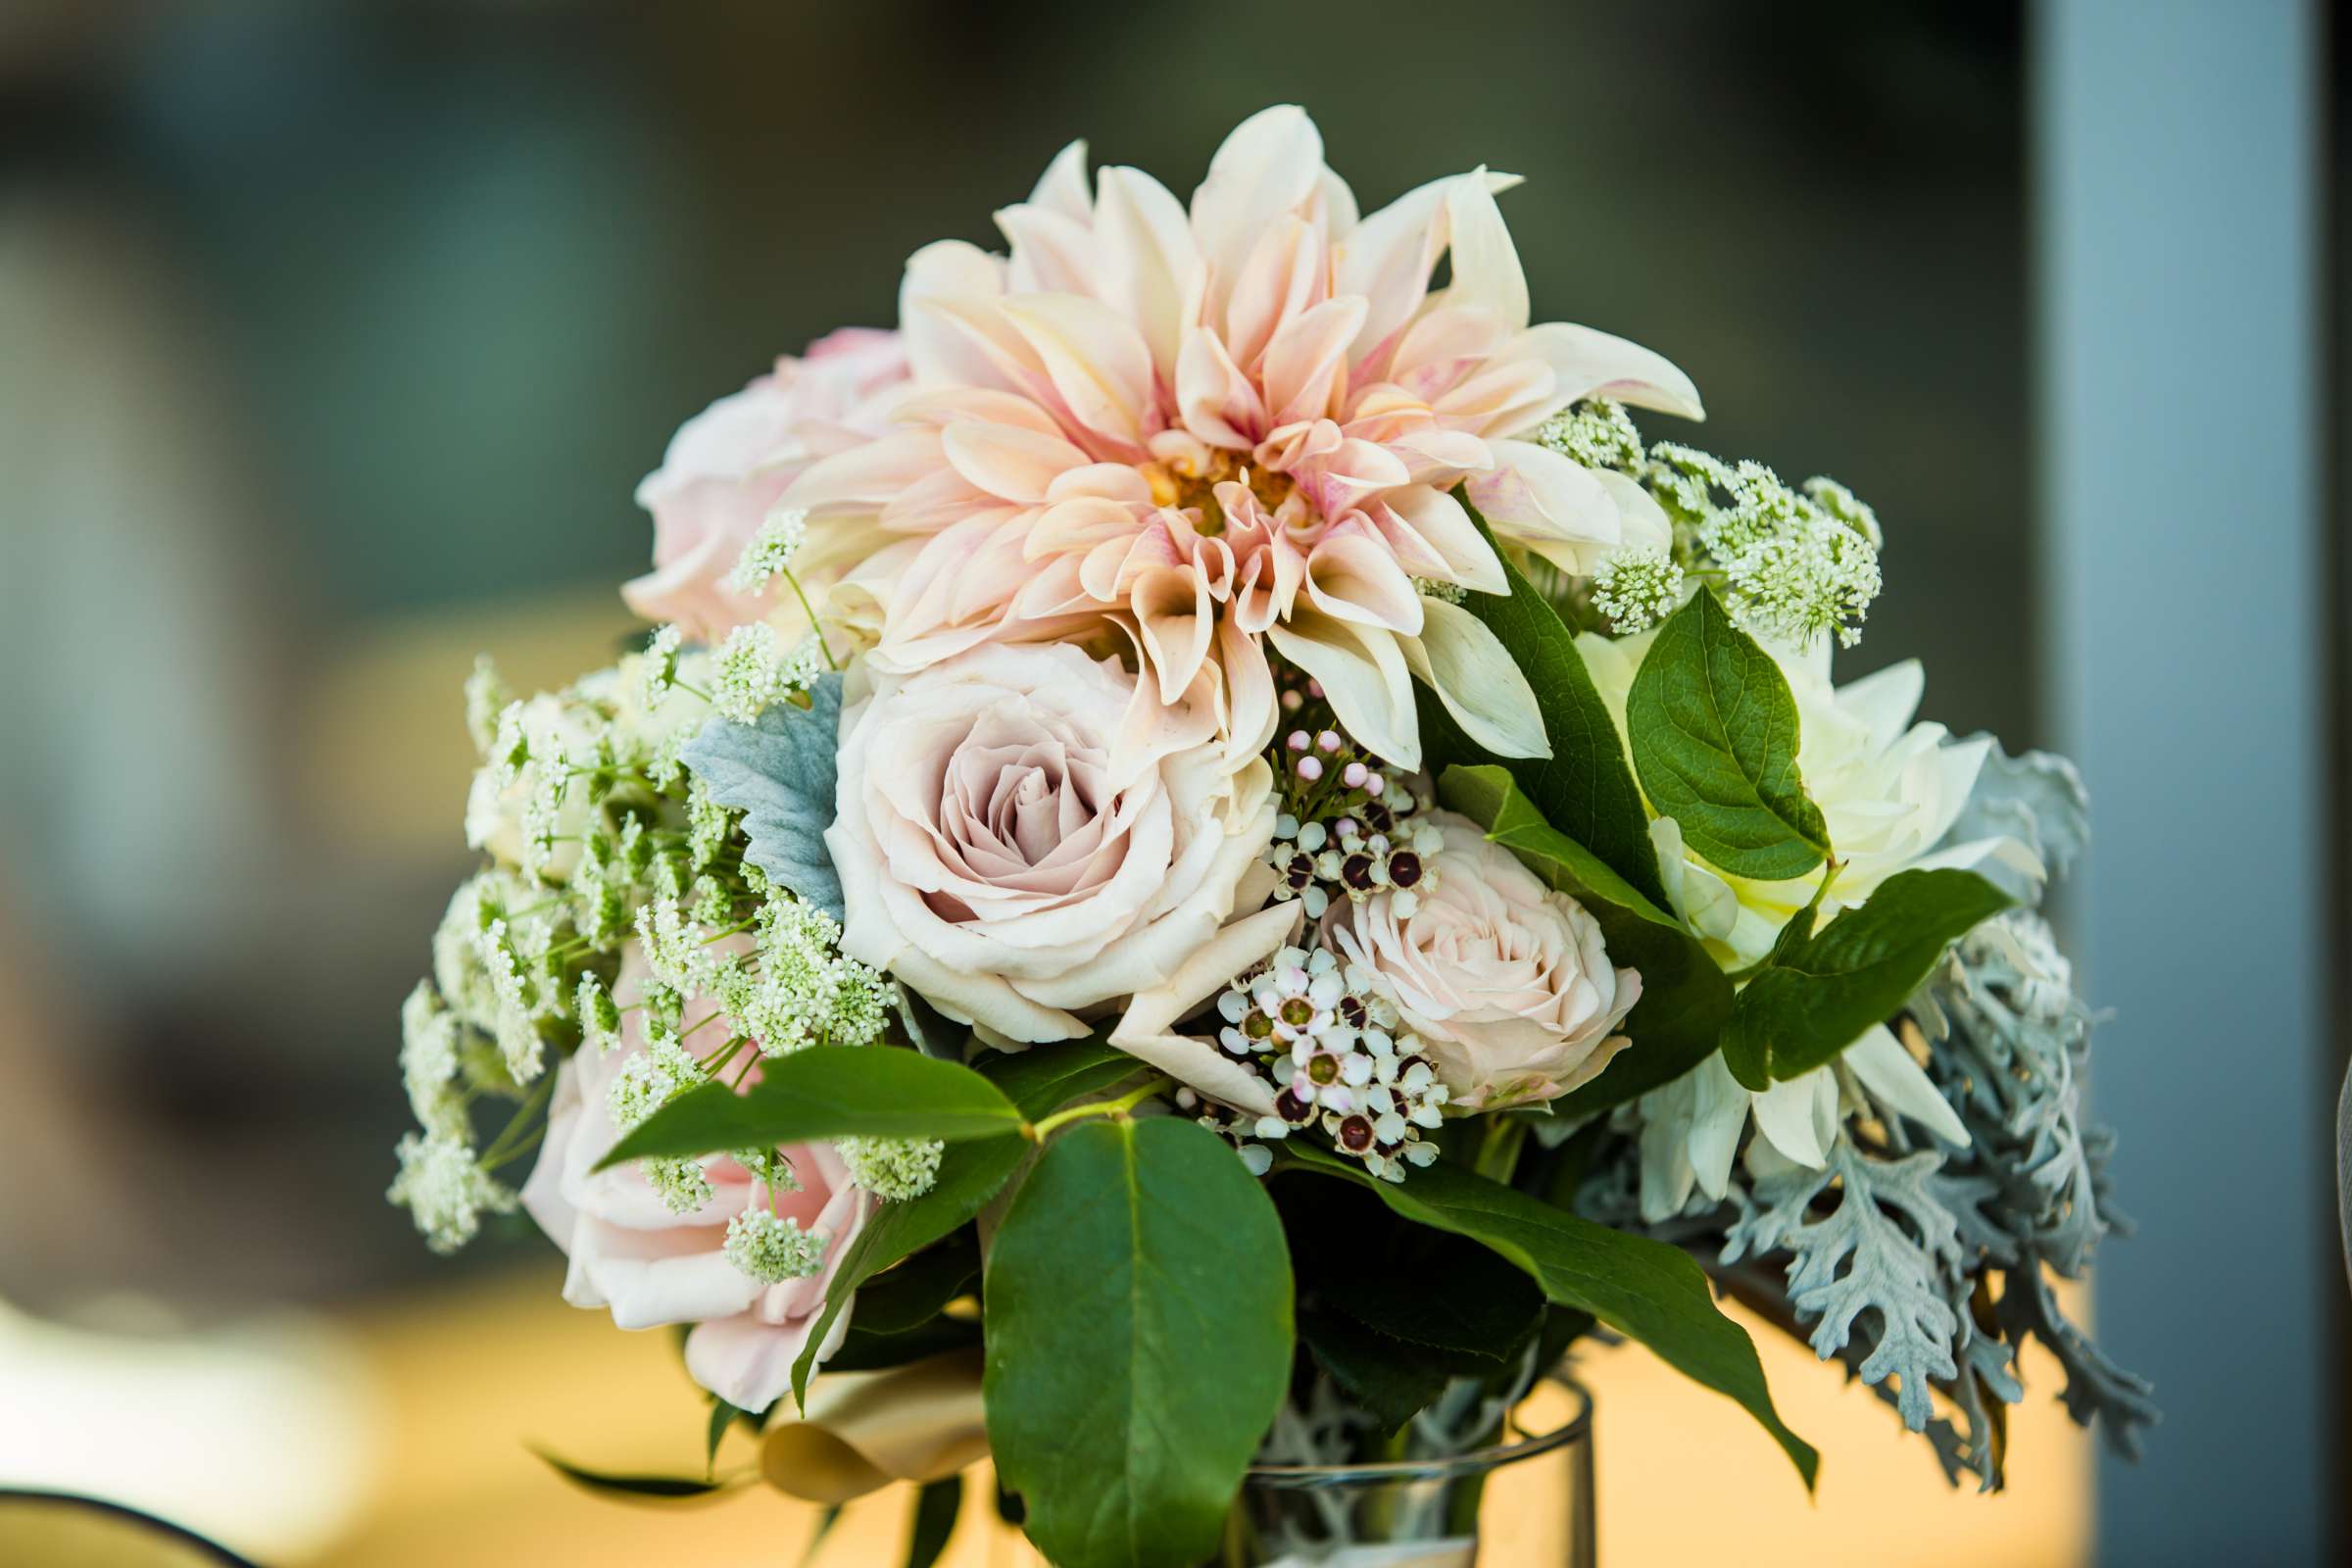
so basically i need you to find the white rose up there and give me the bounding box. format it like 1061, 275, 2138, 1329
1325, 812, 1641, 1111
825, 643, 1278, 1052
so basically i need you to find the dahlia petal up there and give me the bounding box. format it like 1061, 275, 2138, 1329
1593, 468, 1674, 555
1463, 439, 1624, 573
1130, 566, 1215, 701
1267, 611, 1420, 769
1028, 138, 1093, 220
900, 240, 1009, 390
1191, 104, 1327, 318
1096, 165, 1200, 382
998, 203, 1098, 297
1442, 171, 1530, 334
1380, 486, 1506, 593
999, 294, 1155, 450
1221, 216, 1321, 373
1340, 170, 1525, 364
1302, 531, 1426, 633
1520, 320, 1705, 421
1436, 353, 1558, 439
1387, 305, 1513, 404
1261, 296, 1369, 428
1177, 326, 1265, 448
940, 420, 1090, 504
782, 428, 945, 514
1399, 597, 1552, 760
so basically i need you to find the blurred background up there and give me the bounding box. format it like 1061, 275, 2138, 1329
0, 0, 2333, 1563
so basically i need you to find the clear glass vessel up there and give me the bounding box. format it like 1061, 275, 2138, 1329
1213, 1379, 1593, 1568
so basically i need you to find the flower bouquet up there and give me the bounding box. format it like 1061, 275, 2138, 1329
392, 107, 2154, 1566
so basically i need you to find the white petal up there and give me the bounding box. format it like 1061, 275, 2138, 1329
1441, 171, 1530, 334
1520, 320, 1704, 421
1463, 439, 1623, 571
1751, 1069, 1837, 1169
1843, 1023, 1970, 1147
1686, 1053, 1752, 1201
1266, 612, 1419, 770
1191, 106, 1326, 312
1399, 597, 1551, 760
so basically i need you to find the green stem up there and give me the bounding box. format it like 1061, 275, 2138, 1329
776, 564, 838, 671
1474, 1117, 1530, 1186
1026, 1079, 1166, 1141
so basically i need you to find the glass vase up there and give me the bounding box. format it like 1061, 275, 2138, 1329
1213, 1378, 1593, 1568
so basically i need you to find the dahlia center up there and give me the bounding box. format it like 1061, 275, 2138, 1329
1140, 450, 1296, 535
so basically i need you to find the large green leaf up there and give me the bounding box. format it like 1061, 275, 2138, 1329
1442, 763, 1734, 1115
985, 1118, 1294, 1568
1626, 585, 1830, 882
1722, 867, 2013, 1086
1298, 1308, 1457, 1435
596, 1047, 1024, 1170
1281, 1148, 1817, 1488
1426, 498, 1671, 909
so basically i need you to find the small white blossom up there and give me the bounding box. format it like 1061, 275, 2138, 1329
642, 624, 684, 710
711, 623, 788, 723
400, 982, 466, 1136
464, 655, 510, 757
1590, 546, 1686, 635
388, 1131, 516, 1254
576, 971, 621, 1053
837, 1135, 945, 1200
724, 507, 809, 595
723, 1208, 829, 1284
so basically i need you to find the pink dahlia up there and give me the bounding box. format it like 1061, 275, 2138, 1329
783, 107, 1702, 767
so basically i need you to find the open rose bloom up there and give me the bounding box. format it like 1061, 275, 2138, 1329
390, 104, 2144, 1564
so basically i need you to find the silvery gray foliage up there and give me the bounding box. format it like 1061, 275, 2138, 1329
1914, 911, 2158, 1459
1723, 1141, 1963, 1432
1938, 736, 2090, 902
678, 670, 846, 920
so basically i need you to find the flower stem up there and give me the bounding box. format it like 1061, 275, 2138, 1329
1026, 1079, 1166, 1141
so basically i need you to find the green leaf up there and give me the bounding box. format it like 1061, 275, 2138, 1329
533, 1448, 742, 1503
986, 1118, 1294, 1568
704, 1399, 740, 1479
977, 1038, 1146, 1120
1279, 1148, 1818, 1488
1626, 585, 1831, 881
1442, 763, 1734, 1114
597, 1047, 1024, 1170
1425, 496, 1671, 908
800, 1504, 843, 1565
906, 1476, 962, 1568
790, 1136, 1028, 1406
680, 669, 847, 919
852, 1231, 980, 1335
825, 1313, 983, 1373
1723, 867, 2014, 1084
1298, 1308, 1456, 1434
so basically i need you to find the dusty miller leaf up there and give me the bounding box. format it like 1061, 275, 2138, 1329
679, 671, 845, 919
1938, 737, 2089, 903
1724, 1139, 1962, 1432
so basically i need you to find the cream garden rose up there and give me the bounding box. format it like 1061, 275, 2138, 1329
825, 639, 1279, 1058
1324, 811, 1641, 1110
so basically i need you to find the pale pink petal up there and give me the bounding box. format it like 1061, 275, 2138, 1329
1519, 320, 1705, 421
1338, 170, 1524, 363
899, 240, 1009, 391
1191, 104, 1326, 317
940, 421, 1090, 504
1266, 611, 1420, 769
1220, 216, 1321, 373
1302, 530, 1426, 633
1027, 138, 1094, 221
1096, 165, 1200, 381
1176, 326, 1265, 448
1260, 296, 1368, 428
1379, 486, 1506, 593
998, 202, 1098, 297
781, 429, 944, 514
1441, 171, 1530, 334
1399, 597, 1551, 760
1462, 439, 1625, 572
999, 294, 1156, 451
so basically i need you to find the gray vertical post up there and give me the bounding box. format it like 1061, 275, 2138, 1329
2034, 0, 2325, 1561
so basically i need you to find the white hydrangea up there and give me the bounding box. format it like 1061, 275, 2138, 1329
837, 1136, 945, 1200
388, 1131, 516, 1254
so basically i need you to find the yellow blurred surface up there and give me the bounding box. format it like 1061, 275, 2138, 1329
316, 1265, 2087, 1567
